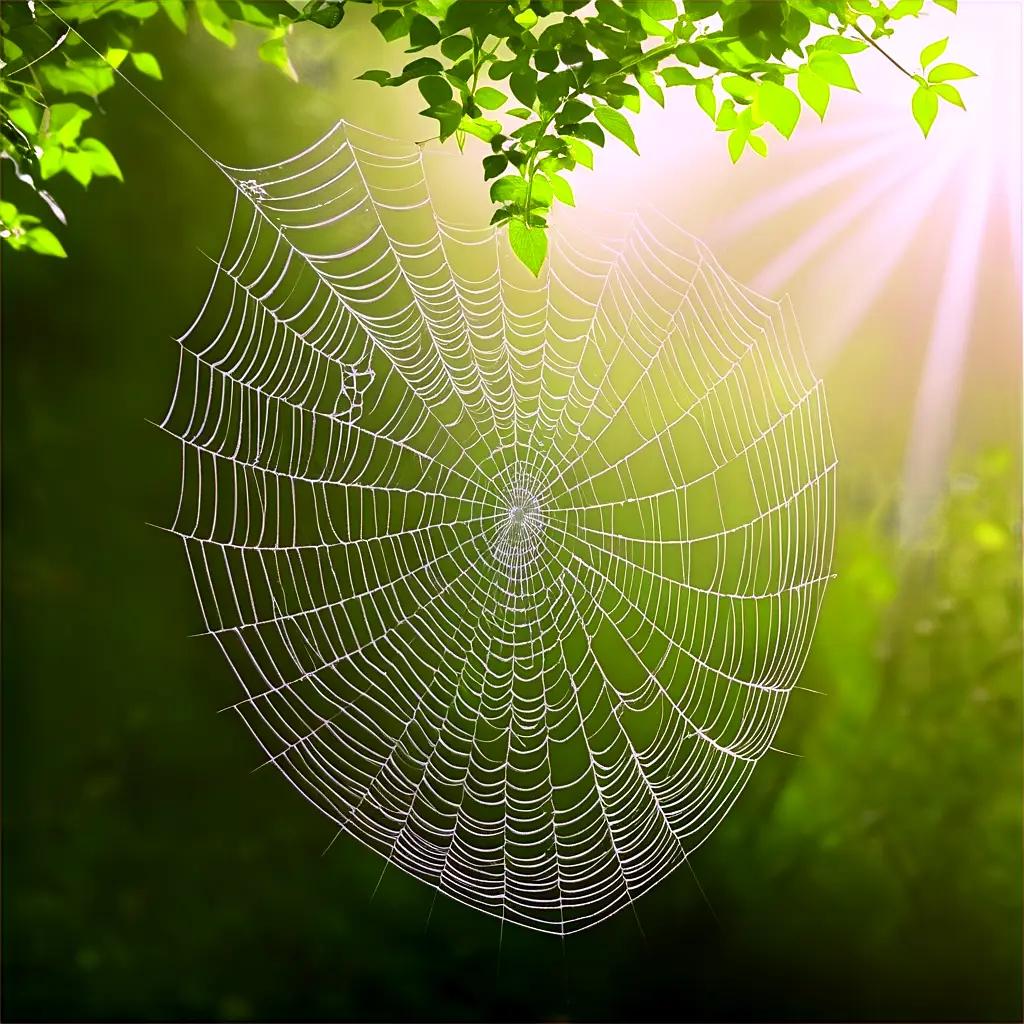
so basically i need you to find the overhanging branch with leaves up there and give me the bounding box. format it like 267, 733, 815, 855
0, 0, 976, 271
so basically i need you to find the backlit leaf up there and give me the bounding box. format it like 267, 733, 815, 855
565, 137, 593, 169
928, 62, 976, 82
77, 138, 123, 180
196, 0, 236, 47
920, 37, 948, 68
545, 171, 574, 206
694, 79, 716, 121
912, 84, 938, 137
755, 80, 800, 139
474, 87, 506, 110
24, 227, 67, 257
509, 219, 547, 275
594, 104, 638, 154
809, 51, 857, 91
130, 52, 162, 80
931, 82, 964, 109
797, 66, 829, 119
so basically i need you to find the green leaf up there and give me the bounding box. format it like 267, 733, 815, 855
727, 127, 748, 163
258, 28, 296, 80
399, 57, 444, 81
537, 71, 570, 111
112, 2, 160, 19
890, 0, 924, 16
441, 36, 473, 59
3, 37, 25, 63
424, 100, 463, 140
928, 62, 976, 82
510, 70, 537, 108
418, 76, 452, 106
545, 171, 574, 206
661, 67, 697, 88
40, 61, 116, 97
24, 227, 67, 257
298, 0, 345, 28
755, 80, 800, 139
357, 70, 392, 85
931, 82, 965, 109
371, 9, 409, 42
514, 8, 538, 29
39, 147, 64, 180
638, 10, 673, 38
533, 45, 557, 70
459, 115, 501, 142
233, 1, 279, 27
489, 59, 516, 81
722, 76, 756, 103
934, 0, 957, 12
635, 0, 676, 19
797, 66, 829, 119
8, 105, 39, 136
50, 103, 92, 146
920, 37, 948, 68
566, 121, 605, 147
815, 35, 868, 54
809, 51, 857, 91
79, 138, 123, 180
715, 99, 738, 131
526, 175, 553, 207
490, 175, 528, 203
196, 0, 236, 47
483, 154, 507, 180
694, 79, 716, 121
408, 14, 441, 50
63, 150, 94, 187
637, 70, 665, 107
748, 133, 767, 157
130, 52, 162, 80
474, 86, 506, 110
912, 84, 938, 137
509, 219, 547, 276
594, 104, 638, 154
565, 137, 593, 169
163, 0, 188, 32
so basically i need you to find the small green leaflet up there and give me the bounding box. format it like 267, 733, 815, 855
912, 85, 938, 137
808, 50, 857, 91
594, 104, 638, 154
755, 81, 800, 139
509, 220, 547, 276
797, 66, 829, 120
928, 62, 976, 82
920, 37, 948, 68
474, 87, 506, 110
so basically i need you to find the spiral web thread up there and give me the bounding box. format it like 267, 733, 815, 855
161, 120, 836, 936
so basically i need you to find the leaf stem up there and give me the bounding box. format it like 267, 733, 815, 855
852, 22, 916, 80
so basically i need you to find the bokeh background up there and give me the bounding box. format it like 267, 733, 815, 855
3, 3, 1021, 1021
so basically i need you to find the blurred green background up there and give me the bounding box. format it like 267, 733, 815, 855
3, 9, 1021, 1022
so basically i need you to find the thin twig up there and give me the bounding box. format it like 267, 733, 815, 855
852, 21, 917, 80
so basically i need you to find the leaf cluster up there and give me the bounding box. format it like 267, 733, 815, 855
0, 0, 340, 256
1, 0, 975, 268
353, 0, 974, 272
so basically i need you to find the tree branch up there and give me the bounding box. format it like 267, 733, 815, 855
852, 22, 916, 80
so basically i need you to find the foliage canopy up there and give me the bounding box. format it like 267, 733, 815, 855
1, 0, 975, 271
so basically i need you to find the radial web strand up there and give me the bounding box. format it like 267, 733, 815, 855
161, 120, 836, 936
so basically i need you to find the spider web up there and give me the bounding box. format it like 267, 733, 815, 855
161, 119, 836, 936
